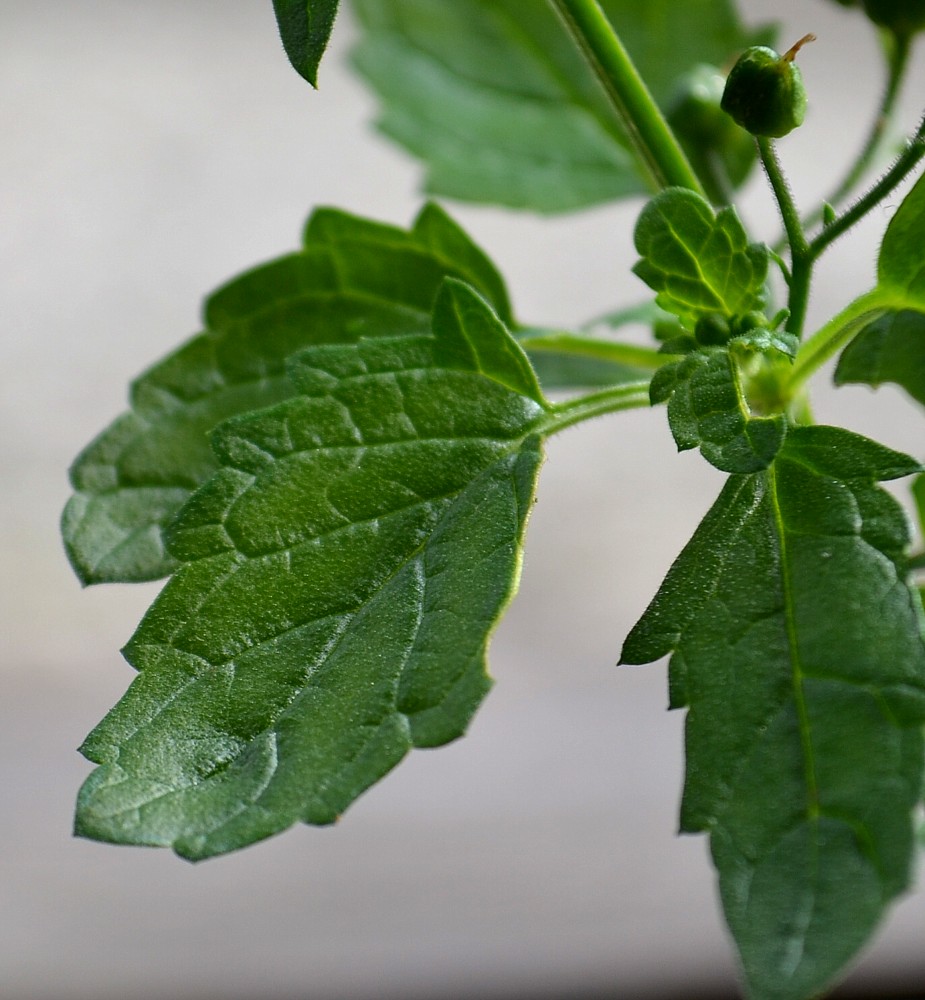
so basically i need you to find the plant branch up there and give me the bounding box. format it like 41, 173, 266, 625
809, 112, 925, 259
548, 0, 704, 196
814, 29, 912, 223
541, 380, 651, 436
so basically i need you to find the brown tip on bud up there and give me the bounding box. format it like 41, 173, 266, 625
783, 33, 817, 63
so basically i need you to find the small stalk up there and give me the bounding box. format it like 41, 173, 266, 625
549, 0, 704, 196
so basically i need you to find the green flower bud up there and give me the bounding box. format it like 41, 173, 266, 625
721, 36, 814, 139
861, 0, 925, 36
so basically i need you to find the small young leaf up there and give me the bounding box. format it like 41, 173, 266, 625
649, 349, 785, 473
622, 425, 925, 1000
633, 188, 769, 328
271, 0, 339, 87
351, 0, 767, 213
63, 205, 512, 585
834, 309, 925, 406
75, 280, 548, 860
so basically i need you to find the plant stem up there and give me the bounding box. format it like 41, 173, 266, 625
758, 138, 812, 338
541, 381, 651, 436
788, 290, 887, 393
549, 0, 704, 196
806, 29, 911, 227
519, 332, 668, 370
809, 113, 925, 259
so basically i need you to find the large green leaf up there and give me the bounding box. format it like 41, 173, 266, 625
62, 204, 513, 585
75, 280, 548, 860
622, 425, 925, 1000
350, 0, 766, 213
632, 188, 769, 328
272, 0, 340, 86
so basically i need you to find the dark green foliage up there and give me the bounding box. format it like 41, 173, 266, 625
623, 426, 925, 1000
272, 0, 340, 86
75, 281, 548, 859
62, 205, 514, 585
834, 309, 925, 405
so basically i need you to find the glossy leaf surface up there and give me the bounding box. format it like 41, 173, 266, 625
350, 0, 764, 212
633, 188, 769, 328
63, 205, 513, 585
75, 280, 547, 860
622, 426, 925, 1000
272, 0, 340, 86
649, 349, 785, 473
834, 309, 925, 405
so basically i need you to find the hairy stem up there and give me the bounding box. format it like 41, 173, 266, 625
758, 138, 812, 338
541, 381, 651, 436
814, 30, 911, 223
788, 290, 887, 393
809, 112, 925, 259
549, 0, 704, 195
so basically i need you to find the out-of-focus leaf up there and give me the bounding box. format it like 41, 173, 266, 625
350, 0, 768, 213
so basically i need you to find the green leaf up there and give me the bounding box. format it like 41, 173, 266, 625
75, 280, 548, 860
834, 309, 925, 406
62, 204, 513, 585
877, 170, 925, 309
649, 349, 785, 473
350, 0, 765, 213
272, 0, 340, 87
622, 425, 925, 1000
633, 188, 769, 328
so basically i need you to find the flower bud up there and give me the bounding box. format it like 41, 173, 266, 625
861, 0, 925, 36
721, 36, 814, 139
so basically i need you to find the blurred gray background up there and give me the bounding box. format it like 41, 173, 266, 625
2, 2, 924, 998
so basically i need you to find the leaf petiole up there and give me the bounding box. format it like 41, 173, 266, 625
540, 380, 651, 436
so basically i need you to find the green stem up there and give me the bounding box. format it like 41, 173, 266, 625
809, 29, 911, 226
549, 0, 704, 195
788, 290, 887, 393
758, 138, 812, 338
541, 381, 651, 436
520, 332, 668, 370
809, 112, 925, 259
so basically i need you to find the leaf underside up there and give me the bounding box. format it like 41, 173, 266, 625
350, 0, 765, 213
834, 309, 925, 406
62, 204, 514, 585
622, 425, 925, 1000
75, 281, 548, 860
